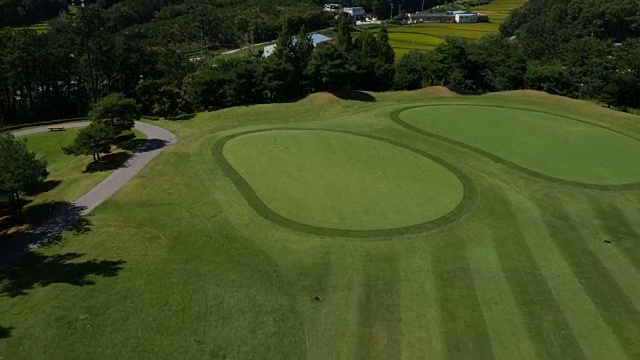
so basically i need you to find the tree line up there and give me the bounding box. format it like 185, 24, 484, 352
2, 0, 640, 129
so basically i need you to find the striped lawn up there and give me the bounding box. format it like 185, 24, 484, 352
1, 91, 640, 359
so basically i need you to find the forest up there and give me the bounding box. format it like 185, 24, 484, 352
0, 0, 639, 127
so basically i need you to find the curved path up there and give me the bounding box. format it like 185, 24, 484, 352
1, 121, 177, 268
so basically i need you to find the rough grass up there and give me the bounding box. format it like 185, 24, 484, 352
1, 89, 640, 360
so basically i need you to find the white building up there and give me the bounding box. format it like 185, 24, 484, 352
455, 13, 478, 23
342, 7, 366, 19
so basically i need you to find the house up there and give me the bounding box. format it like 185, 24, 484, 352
447, 10, 471, 15
455, 13, 478, 23
262, 34, 333, 58
407, 12, 455, 23
343, 7, 366, 20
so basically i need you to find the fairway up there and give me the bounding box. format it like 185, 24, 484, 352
1, 90, 640, 360
396, 105, 640, 186
221, 130, 464, 232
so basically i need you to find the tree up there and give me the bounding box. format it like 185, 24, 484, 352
306, 44, 350, 91
62, 122, 116, 162
0, 133, 48, 222
89, 93, 140, 133
335, 13, 353, 51
394, 50, 430, 89
373, 0, 392, 20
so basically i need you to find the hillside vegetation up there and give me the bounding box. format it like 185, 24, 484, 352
1, 0, 639, 128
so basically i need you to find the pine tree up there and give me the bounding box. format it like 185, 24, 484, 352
335, 13, 353, 51
0, 133, 48, 222
377, 26, 396, 65
62, 122, 116, 162
273, 18, 294, 62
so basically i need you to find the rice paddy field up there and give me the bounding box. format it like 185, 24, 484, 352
376, 0, 527, 57
1, 88, 640, 359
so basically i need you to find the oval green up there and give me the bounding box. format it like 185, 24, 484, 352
222, 130, 464, 231
399, 105, 640, 185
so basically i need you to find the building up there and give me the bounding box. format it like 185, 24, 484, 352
342, 7, 366, 20
323, 3, 341, 13
455, 13, 478, 23
407, 12, 455, 23
447, 10, 471, 15
262, 34, 333, 58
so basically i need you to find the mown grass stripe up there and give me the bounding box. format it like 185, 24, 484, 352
356, 250, 403, 360
487, 186, 584, 359
306, 249, 363, 359
618, 200, 640, 237
591, 201, 640, 272
399, 244, 445, 360
542, 195, 640, 359
506, 188, 625, 360
432, 236, 494, 359
561, 194, 640, 311
465, 221, 537, 360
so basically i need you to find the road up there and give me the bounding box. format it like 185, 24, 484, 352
1, 121, 177, 268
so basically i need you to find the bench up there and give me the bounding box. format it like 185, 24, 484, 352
48, 126, 65, 131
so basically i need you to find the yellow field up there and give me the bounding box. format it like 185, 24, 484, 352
377, 0, 528, 57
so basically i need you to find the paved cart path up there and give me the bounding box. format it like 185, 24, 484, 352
1, 121, 177, 268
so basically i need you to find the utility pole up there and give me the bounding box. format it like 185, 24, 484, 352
73, 0, 96, 104
389, 0, 393, 19
422, 0, 426, 12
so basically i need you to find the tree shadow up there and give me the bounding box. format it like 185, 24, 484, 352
24, 180, 62, 197
0, 202, 89, 268
0, 325, 12, 339
0, 252, 125, 297
118, 139, 147, 152
68, 217, 92, 235
1, 200, 66, 236
138, 138, 169, 153
330, 90, 376, 102
83, 152, 132, 173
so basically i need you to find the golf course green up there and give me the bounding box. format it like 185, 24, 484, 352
221, 130, 464, 231
1, 89, 640, 360
396, 105, 640, 186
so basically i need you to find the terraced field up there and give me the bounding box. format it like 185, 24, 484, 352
372, 0, 527, 57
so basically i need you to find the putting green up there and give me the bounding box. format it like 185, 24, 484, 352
221, 130, 464, 231
398, 105, 640, 185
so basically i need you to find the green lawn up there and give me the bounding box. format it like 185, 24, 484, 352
0, 128, 146, 233
397, 105, 640, 185
221, 130, 463, 231
1, 89, 640, 359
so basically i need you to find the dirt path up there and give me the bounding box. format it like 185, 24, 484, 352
1, 121, 177, 268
